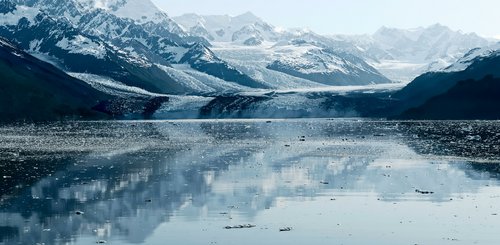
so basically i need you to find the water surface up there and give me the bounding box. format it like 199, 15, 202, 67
0, 119, 499, 245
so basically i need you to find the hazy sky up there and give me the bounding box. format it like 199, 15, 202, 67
152, 0, 500, 38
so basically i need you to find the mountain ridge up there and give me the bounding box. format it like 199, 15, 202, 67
174, 12, 393, 86
1, 2, 499, 121
2, 0, 267, 95
331, 23, 491, 82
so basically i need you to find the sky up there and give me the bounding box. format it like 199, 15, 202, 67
152, 0, 500, 38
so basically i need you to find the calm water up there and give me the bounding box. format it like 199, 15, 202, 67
0, 119, 500, 245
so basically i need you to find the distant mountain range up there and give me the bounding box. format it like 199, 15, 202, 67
174, 12, 391, 86
175, 13, 492, 82
174, 12, 280, 44
2, 0, 267, 95
1, 0, 499, 120
331, 24, 491, 82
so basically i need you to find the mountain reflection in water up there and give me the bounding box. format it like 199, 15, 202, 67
0, 119, 499, 245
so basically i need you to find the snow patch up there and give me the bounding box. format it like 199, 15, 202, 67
164, 46, 189, 63
0, 5, 39, 26
56, 35, 107, 59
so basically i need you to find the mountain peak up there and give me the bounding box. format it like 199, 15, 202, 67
429, 23, 445, 28
426, 23, 451, 32
374, 26, 403, 37
376, 25, 395, 32
174, 11, 279, 43
177, 13, 201, 19
74, 0, 126, 10
375, 24, 453, 35
376, 25, 390, 32
74, 0, 168, 22
233, 11, 261, 22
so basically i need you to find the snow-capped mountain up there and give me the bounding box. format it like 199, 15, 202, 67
331, 24, 491, 82
174, 12, 281, 45
444, 42, 500, 72
175, 12, 392, 86
16, 0, 187, 36
373, 24, 489, 67
0, 6, 188, 94
76, 0, 169, 23
2, 0, 267, 94
266, 42, 391, 86
177, 12, 492, 84
0, 37, 175, 120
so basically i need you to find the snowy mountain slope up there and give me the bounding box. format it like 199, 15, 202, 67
179, 42, 268, 89
69, 72, 166, 98
212, 44, 327, 89
444, 42, 500, 72
211, 40, 391, 86
169, 64, 251, 93
0, 8, 193, 94
3, 1, 266, 94
266, 42, 391, 86
11, 0, 189, 53
174, 12, 281, 45
176, 13, 391, 86
372, 24, 489, 63
73, 58, 254, 96
18, 0, 187, 36
330, 24, 491, 82
80, 0, 170, 23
